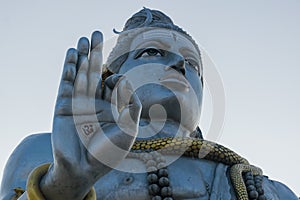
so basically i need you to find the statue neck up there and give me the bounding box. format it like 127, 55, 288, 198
137, 119, 190, 140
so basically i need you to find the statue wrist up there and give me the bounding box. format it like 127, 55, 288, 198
26, 163, 96, 200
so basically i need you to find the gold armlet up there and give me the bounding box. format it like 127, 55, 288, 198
26, 163, 96, 200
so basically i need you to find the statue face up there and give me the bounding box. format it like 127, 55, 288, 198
118, 29, 203, 132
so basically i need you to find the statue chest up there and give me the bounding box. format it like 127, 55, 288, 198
94, 156, 232, 200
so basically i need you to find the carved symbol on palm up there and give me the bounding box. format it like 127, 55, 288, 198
81, 124, 95, 136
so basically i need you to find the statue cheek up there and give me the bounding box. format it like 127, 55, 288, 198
182, 103, 201, 131
188, 79, 203, 110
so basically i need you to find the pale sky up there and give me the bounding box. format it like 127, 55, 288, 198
0, 0, 299, 196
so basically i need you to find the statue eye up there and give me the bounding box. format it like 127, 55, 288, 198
138, 48, 164, 57
185, 58, 199, 73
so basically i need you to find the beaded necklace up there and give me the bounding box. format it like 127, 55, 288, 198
129, 151, 173, 200
128, 135, 267, 200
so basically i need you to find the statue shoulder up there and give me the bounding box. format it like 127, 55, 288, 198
262, 176, 298, 199
0, 133, 53, 200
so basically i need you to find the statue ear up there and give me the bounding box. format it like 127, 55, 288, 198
190, 127, 203, 139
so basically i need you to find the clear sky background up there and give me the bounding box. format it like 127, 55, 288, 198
0, 0, 299, 196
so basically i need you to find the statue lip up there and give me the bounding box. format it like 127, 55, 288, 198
159, 73, 190, 91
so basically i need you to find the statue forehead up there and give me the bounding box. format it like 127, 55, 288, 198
130, 29, 199, 55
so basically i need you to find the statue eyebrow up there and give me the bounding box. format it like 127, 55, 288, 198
180, 47, 200, 62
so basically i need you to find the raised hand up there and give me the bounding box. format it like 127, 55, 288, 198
40, 31, 142, 200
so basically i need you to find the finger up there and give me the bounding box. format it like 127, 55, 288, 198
116, 78, 134, 113
129, 92, 142, 123
75, 37, 90, 97
110, 75, 125, 107
122, 92, 142, 123
77, 37, 90, 55
118, 91, 142, 136
88, 31, 103, 97
76, 37, 90, 71
57, 48, 78, 99
102, 74, 123, 102
74, 56, 89, 96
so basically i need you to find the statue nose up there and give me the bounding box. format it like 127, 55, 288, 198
169, 60, 186, 75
